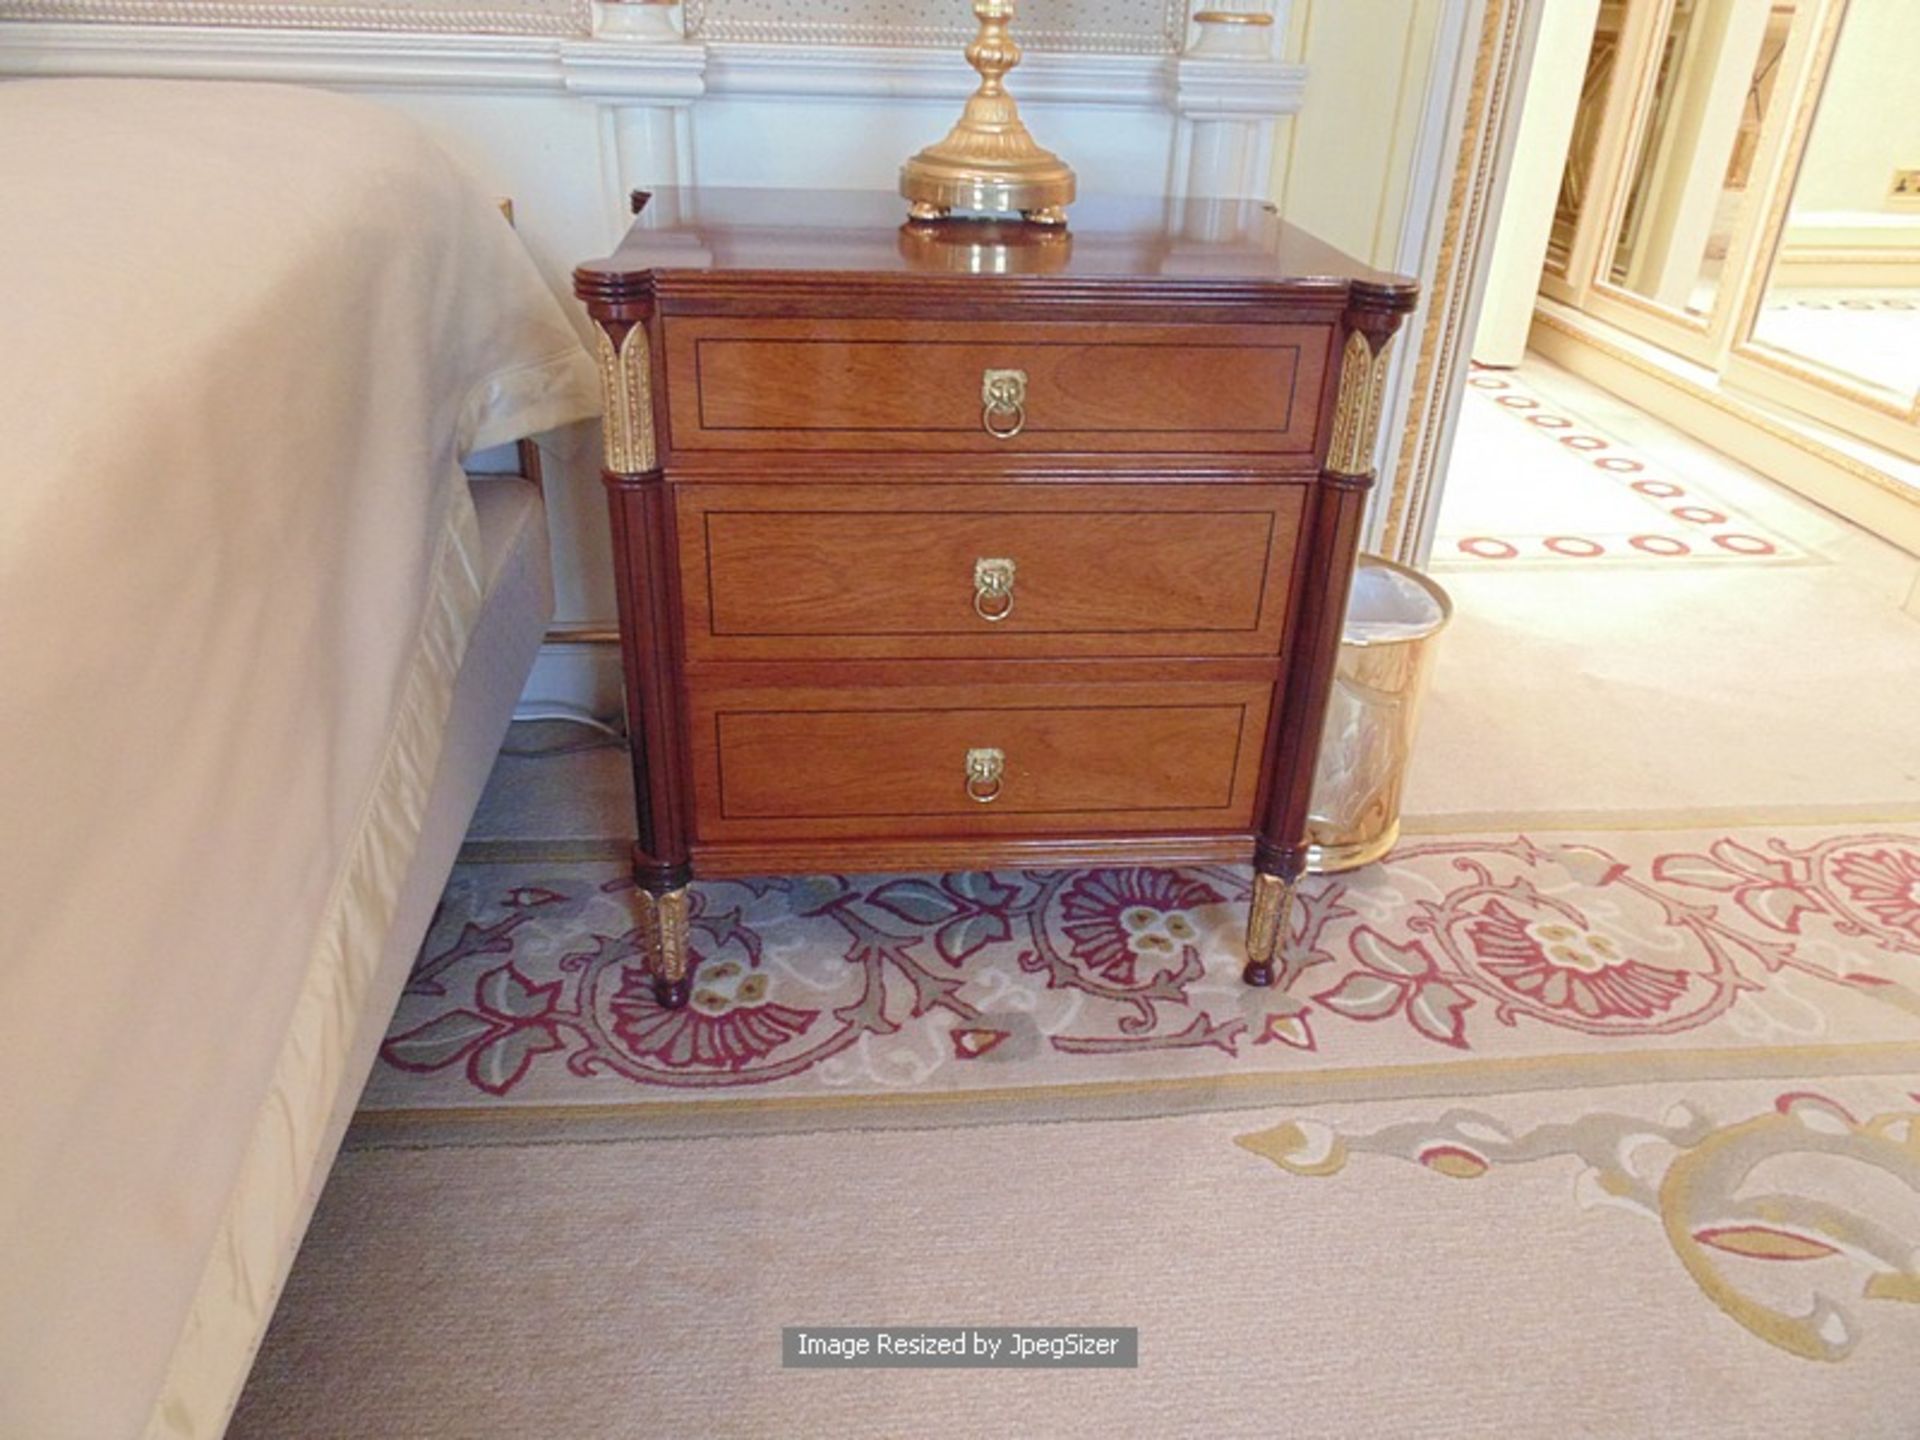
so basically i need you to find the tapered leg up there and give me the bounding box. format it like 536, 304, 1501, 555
1242, 295, 1414, 992
580, 302, 699, 1015
638, 884, 692, 1010
1242, 868, 1298, 988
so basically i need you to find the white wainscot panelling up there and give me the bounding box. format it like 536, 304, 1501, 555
693, 97, 1178, 195
0, 18, 1306, 712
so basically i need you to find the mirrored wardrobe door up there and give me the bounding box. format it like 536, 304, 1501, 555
1730, 0, 1920, 455
1583, 0, 1827, 363
1539, 2, 1635, 305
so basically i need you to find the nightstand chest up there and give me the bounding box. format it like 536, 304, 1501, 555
576, 189, 1416, 1009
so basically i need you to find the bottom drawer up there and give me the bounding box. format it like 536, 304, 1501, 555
689, 680, 1272, 840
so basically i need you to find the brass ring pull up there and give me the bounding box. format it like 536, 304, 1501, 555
964, 746, 1005, 804
983, 400, 1025, 440
981, 368, 1028, 441
973, 556, 1015, 622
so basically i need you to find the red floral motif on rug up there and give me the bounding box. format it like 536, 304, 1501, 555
1462, 897, 1693, 1023
1055, 868, 1223, 987
1826, 846, 1920, 947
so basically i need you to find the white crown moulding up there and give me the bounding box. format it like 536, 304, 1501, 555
563, 35, 706, 99
0, 21, 573, 88
0, 19, 1306, 114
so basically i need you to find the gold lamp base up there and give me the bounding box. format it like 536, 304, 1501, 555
899, 0, 1076, 226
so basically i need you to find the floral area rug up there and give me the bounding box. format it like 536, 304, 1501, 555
1433, 366, 1808, 567
352, 826, 1920, 1143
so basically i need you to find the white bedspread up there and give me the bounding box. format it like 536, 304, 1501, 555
0, 80, 597, 1439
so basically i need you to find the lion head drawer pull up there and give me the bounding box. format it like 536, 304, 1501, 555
972, 556, 1016, 621
964, 746, 1005, 803
981, 368, 1027, 440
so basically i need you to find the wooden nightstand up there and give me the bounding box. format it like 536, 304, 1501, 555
575, 189, 1416, 1009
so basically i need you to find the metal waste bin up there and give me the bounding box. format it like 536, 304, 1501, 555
1305, 555, 1452, 874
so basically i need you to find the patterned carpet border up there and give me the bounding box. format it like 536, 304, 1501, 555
353, 827, 1920, 1144
1435, 368, 1811, 569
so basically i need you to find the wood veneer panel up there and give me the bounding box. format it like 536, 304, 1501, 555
675, 480, 1304, 661
687, 678, 1272, 841
662, 318, 1327, 455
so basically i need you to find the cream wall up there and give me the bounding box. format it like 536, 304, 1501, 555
1792, 0, 1919, 216
1268, 0, 1444, 268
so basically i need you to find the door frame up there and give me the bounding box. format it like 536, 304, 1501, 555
1371, 0, 1545, 566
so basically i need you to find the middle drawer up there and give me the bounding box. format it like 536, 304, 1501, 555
674, 481, 1306, 661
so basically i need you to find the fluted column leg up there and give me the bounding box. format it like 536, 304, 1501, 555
1245, 296, 1412, 987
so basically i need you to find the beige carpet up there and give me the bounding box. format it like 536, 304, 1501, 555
1408, 359, 1920, 831
232, 1072, 1920, 1439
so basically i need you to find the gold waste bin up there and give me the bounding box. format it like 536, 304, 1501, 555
1305, 555, 1452, 874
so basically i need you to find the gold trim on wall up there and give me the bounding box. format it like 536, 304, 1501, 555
1378, 0, 1534, 563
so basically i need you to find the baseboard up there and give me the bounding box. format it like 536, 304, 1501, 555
518, 639, 623, 718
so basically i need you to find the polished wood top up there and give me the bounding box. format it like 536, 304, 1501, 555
577, 188, 1418, 311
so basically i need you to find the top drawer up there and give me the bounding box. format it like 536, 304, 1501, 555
660, 318, 1330, 457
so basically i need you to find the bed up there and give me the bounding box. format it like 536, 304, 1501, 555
0, 80, 599, 1439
